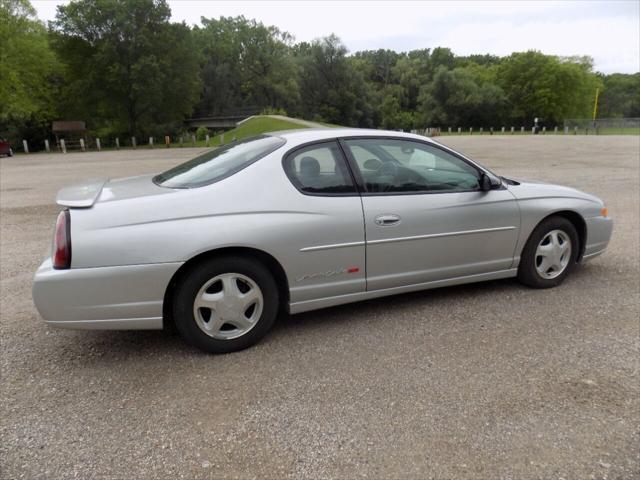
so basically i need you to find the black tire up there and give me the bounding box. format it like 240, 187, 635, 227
517, 216, 579, 289
173, 256, 279, 353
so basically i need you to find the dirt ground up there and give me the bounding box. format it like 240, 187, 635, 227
1, 135, 639, 479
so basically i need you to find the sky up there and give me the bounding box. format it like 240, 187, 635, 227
32, 0, 640, 74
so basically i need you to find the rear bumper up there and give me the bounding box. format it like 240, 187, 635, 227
32, 258, 182, 330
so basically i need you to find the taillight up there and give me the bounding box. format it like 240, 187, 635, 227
53, 210, 71, 269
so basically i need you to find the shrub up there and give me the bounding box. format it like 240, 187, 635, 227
195, 126, 209, 140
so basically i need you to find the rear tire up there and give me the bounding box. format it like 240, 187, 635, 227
517, 216, 578, 288
173, 256, 279, 353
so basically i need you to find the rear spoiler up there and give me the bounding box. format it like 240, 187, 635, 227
56, 178, 109, 208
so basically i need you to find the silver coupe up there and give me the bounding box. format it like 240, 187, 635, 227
33, 129, 613, 353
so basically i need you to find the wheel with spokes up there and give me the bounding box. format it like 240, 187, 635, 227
173, 256, 279, 353
518, 216, 578, 288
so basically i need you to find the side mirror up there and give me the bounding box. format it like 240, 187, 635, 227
480, 173, 500, 191
480, 173, 492, 191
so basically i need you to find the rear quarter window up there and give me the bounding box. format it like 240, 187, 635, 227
154, 135, 285, 188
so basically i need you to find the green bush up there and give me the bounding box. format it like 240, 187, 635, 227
195, 126, 209, 140
261, 107, 288, 116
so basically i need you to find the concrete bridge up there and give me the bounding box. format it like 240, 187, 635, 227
184, 115, 246, 129
185, 108, 263, 129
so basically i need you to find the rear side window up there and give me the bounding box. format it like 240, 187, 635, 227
154, 135, 285, 188
283, 141, 356, 195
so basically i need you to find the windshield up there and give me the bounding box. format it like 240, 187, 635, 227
154, 135, 285, 188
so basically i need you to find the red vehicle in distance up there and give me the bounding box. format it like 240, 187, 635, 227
0, 138, 13, 157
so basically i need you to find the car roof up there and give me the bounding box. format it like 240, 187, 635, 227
266, 128, 438, 145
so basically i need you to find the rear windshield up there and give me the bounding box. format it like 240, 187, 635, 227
154, 135, 285, 188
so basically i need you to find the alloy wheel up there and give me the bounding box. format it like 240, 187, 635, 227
535, 229, 572, 280
193, 273, 263, 340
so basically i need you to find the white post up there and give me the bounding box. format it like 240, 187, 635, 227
531, 127, 535, 134
574, 126, 578, 135
220, 133, 224, 145
479, 127, 483, 134
115, 137, 120, 149
96, 138, 101, 151
542, 126, 546, 134
205, 134, 210, 146
60, 139, 67, 154
457, 127, 461, 134
149, 137, 153, 148
22, 140, 29, 153
179, 136, 183, 147
554, 126, 558, 134
564, 126, 569, 135
521, 126, 524, 134
44, 139, 50, 152
511, 126, 514, 134
132, 137, 137, 148
191, 135, 196, 146
501, 127, 505, 133
79, 138, 85, 151
469, 127, 473, 135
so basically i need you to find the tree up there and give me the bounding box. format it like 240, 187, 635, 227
417, 66, 508, 128
0, 0, 59, 143
599, 73, 640, 118
51, 0, 201, 137
296, 35, 373, 126
497, 51, 601, 126
193, 16, 299, 116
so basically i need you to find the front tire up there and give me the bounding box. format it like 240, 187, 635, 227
173, 256, 279, 353
517, 216, 578, 288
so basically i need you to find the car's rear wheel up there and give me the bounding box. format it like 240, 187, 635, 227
173, 256, 279, 353
518, 216, 578, 288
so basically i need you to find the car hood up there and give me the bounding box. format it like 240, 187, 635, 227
507, 180, 603, 205
56, 174, 173, 208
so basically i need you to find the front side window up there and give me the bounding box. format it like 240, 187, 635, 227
283, 141, 356, 195
154, 135, 285, 188
344, 138, 480, 193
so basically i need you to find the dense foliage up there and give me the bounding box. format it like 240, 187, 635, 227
1, 0, 639, 147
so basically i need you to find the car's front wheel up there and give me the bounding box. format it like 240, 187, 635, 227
518, 216, 579, 288
173, 256, 279, 353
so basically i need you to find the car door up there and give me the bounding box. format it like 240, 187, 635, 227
280, 140, 366, 304
341, 137, 520, 291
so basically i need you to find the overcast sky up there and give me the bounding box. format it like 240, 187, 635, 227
32, 0, 640, 74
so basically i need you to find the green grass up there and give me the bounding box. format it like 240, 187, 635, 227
595, 127, 640, 135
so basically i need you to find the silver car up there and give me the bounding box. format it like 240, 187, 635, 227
33, 129, 613, 353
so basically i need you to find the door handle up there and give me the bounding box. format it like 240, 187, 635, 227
374, 214, 401, 226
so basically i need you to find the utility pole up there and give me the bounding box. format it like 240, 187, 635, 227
592, 88, 600, 127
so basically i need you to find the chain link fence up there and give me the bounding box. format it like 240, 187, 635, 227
564, 118, 640, 134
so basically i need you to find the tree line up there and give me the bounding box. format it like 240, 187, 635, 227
2, 0, 639, 147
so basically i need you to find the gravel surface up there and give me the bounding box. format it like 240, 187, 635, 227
1, 136, 638, 479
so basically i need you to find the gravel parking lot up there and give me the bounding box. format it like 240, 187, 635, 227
1, 136, 638, 479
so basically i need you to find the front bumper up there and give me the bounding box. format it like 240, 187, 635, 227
32, 258, 182, 330
581, 215, 614, 262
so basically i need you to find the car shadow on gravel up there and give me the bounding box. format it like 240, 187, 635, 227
272, 277, 522, 334
44, 265, 597, 360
